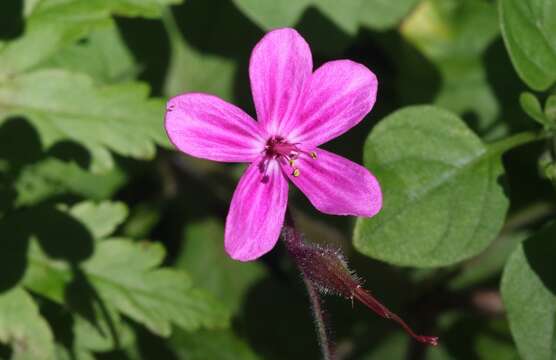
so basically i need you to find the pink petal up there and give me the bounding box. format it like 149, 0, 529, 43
165, 93, 265, 163
284, 149, 381, 217
289, 60, 378, 148
249, 28, 312, 137
225, 159, 289, 261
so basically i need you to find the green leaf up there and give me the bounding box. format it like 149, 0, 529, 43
232, 0, 418, 33
501, 222, 556, 360
499, 0, 556, 91
71, 302, 135, 353
231, 0, 310, 30
43, 23, 138, 84
449, 230, 529, 290
354, 106, 509, 267
83, 240, 230, 335
25, 239, 230, 337
0, 69, 168, 172
400, 0, 501, 136
170, 329, 261, 360
0, 287, 54, 360
176, 219, 266, 314
520, 92, 549, 127
14, 158, 127, 206
162, 7, 240, 102
1, 0, 180, 77
68, 201, 129, 239
545, 94, 556, 122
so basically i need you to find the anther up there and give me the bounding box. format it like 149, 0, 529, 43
289, 159, 295, 167
310, 151, 317, 159
293, 168, 300, 177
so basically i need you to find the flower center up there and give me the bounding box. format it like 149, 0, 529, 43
263, 136, 317, 178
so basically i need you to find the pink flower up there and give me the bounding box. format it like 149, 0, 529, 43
165, 28, 382, 261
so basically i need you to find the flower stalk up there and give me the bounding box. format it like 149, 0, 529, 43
282, 210, 438, 359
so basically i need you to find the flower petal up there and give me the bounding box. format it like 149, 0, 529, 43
225, 159, 289, 261
165, 93, 264, 162
249, 28, 312, 137
285, 149, 381, 217
289, 60, 377, 147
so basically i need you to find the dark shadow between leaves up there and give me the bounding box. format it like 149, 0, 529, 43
171, 0, 263, 111
132, 321, 178, 360
523, 224, 556, 295
0, 204, 94, 291
117, 18, 170, 96
39, 298, 77, 358
65, 266, 121, 350
31, 205, 93, 262
296, 6, 352, 58
441, 314, 515, 360
48, 141, 91, 169
0, 214, 30, 291
483, 39, 532, 136
0, 0, 23, 40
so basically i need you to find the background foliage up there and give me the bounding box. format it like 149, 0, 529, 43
1, 0, 555, 359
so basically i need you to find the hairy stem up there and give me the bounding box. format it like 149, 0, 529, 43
283, 211, 335, 360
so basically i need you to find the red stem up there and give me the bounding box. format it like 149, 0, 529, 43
353, 286, 438, 346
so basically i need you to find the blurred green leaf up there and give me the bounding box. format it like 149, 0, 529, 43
0, 118, 127, 208
1, 0, 181, 77
163, 10, 237, 101
72, 302, 135, 353
68, 201, 129, 239
449, 230, 528, 290
15, 158, 127, 206
25, 238, 230, 337
231, 0, 310, 31
44, 23, 138, 84
121, 203, 161, 239
354, 106, 509, 267
232, 0, 419, 33
501, 222, 556, 360
80, 239, 230, 335
170, 329, 261, 360
0, 70, 168, 172
520, 92, 550, 127
357, 0, 420, 30
53, 345, 94, 360
545, 94, 556, 122
0, 287, 54, 360
400, 0, 501, 136
176, 218, 266, 315
499, 0, 556, 91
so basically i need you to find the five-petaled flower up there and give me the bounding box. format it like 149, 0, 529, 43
165, 28, 382, 261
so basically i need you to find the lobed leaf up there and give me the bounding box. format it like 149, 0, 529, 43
24, 239, 230, 337
0, 69, 168, 172
0, 287, 55, 360
231, 0, 419, 33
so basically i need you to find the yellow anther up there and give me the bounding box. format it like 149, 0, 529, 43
289, 159, 295, 167
310, 151, 317, 159
293, 168, 300, 177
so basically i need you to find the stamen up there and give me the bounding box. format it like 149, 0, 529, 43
263, 136, 319, 179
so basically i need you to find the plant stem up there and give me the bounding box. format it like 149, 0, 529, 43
302, 274, 334, 360
283, 211, 335, 360
489, 130, 550, 154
